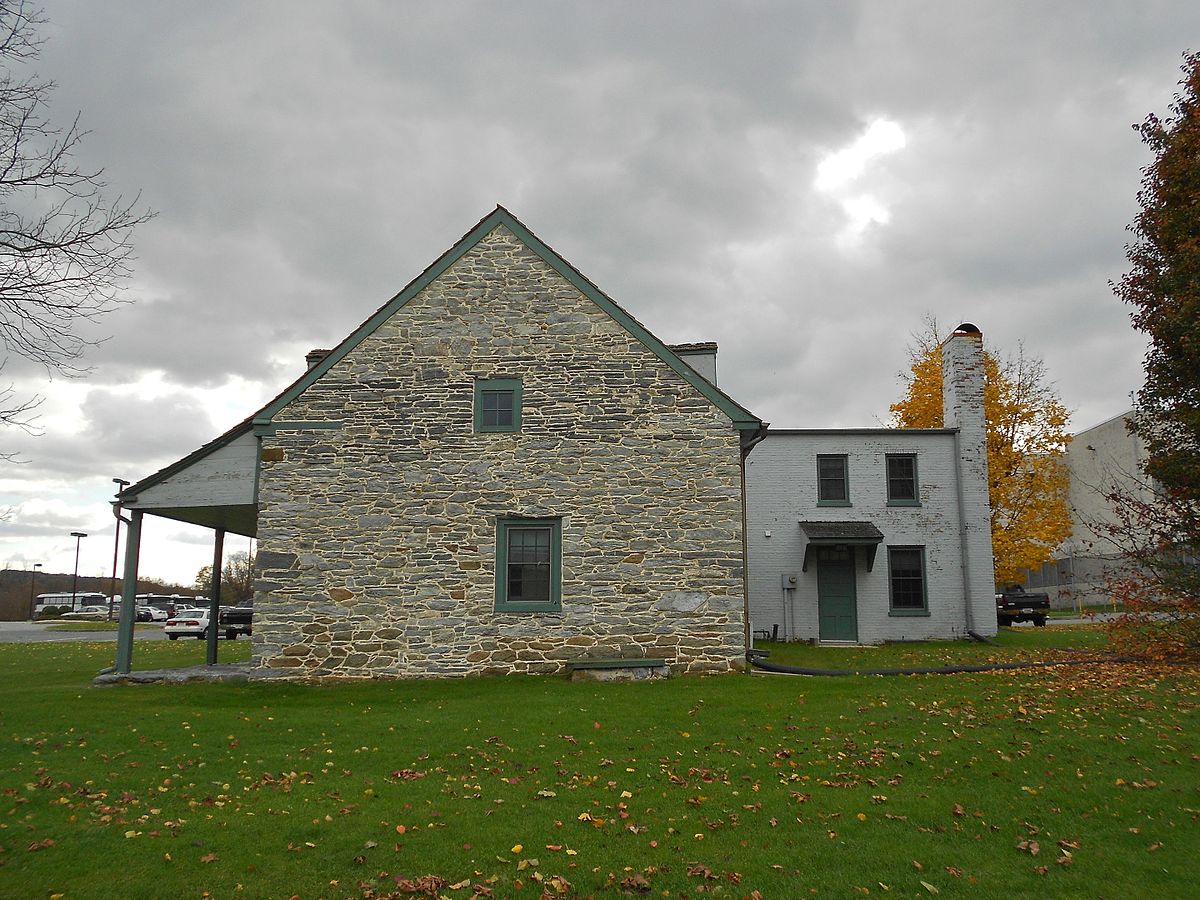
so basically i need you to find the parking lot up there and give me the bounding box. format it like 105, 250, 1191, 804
0, 621, 168, 643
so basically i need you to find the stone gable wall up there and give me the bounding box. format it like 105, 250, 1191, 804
251, 225, 748, 678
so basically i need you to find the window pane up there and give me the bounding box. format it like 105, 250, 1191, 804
818, 456, 847, 501
890, 548, 925, 609
887, 455, 917, 501
508, 527, 551, 602
482, 390, 514, 427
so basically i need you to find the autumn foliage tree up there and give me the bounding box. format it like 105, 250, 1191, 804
890, 319, 1072, 585
195, 551, 256, 605
1107, 52, 1200, 659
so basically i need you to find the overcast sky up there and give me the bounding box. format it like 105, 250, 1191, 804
1, 0, 1195, 586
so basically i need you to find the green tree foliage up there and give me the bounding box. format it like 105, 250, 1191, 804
1108, 52, 1200, 658
1117, 52, 1200, 498
195, 551, 255, 605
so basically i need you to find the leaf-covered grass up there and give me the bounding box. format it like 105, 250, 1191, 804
753, 624, 1113, 670
0, 632, 1196, 898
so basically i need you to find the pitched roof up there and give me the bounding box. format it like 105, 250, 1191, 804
798, 521, 885, 572
253, 206, 761, 430
123, 206, 762, 500
798, 521, 885, 542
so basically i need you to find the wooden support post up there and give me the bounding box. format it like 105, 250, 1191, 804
115, 510, 142, 675
206, 528, 225, 666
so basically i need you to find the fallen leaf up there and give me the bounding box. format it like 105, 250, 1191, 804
1016, 840, 1040, 856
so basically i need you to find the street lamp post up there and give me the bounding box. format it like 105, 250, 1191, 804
28, 563, 41, 620
69, 532, 87, 612
110, 478, 130, 621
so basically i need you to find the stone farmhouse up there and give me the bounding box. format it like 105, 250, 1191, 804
116, 207, 764, 678
744, 327, 997, 643
114, 209, 997, 678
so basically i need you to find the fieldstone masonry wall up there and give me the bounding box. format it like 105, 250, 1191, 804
250, 225, 748, 678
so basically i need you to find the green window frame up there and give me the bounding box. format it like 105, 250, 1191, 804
474, 378, 522, 432
886, 453, 920, 506
887, 546, 929, 616
495, 517, 562, 613
817, 454, 850, 506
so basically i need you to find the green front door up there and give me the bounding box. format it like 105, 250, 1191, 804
817, 548, 858, 642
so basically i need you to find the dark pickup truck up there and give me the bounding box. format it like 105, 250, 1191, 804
218, 607, 253, 640
995, 585, 1050, 627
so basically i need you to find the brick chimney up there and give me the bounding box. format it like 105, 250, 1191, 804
668, 342, 718, 385
305, 348, 332, 371
941, 323, 996, 635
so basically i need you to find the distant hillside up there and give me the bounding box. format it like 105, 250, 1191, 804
0, 569, 197, 621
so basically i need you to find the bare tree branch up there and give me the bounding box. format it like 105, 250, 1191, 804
0, 1, 153, 435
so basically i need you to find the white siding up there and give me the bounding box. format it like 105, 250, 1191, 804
746, 431, 975, 642
129, 431, 258, 509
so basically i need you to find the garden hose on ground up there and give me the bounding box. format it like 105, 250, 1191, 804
745, 647, 1130, 677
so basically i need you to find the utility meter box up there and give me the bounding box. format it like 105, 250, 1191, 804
780, 573, 798, 590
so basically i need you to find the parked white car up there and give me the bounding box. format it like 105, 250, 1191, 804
137, 605, 170, 622
60, 605, 110, 621
163, 608, 211, 640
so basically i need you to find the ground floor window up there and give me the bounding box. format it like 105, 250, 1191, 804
888, 546, 928, 614
495, 517, 561, 612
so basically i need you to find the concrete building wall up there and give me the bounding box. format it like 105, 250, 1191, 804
1029, 411, 1150, 608
250, 224, 749, 678
1063, 411, 1149, 553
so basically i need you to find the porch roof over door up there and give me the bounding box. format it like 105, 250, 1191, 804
798, 520, 885, 572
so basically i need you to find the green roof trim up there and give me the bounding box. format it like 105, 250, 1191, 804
257, 206, 762, 433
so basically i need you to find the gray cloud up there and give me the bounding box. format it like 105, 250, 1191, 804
3, 0, 1195, 579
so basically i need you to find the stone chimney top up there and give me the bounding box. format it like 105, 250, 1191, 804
668, 342, 719, 385
305, 349, 332, 371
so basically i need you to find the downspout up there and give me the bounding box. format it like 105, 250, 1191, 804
781, 580, 790, 644
740, 424, 769, 663
951, 428, 976, 635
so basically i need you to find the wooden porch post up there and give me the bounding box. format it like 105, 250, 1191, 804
206, 528, 225, 666
115, 510, 142, 674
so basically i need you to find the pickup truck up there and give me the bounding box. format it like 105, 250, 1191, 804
218, 607, 254, 640
995, 585, 1050, 627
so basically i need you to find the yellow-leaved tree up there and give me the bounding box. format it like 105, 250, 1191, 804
890, 319, 1072, 585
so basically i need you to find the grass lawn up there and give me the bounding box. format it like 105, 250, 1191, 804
0, 632, 1196, 898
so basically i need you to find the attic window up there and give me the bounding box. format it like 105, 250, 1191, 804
475, 379, 522, 433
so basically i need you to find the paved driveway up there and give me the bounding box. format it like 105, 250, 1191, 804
0, 622, 168, 643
